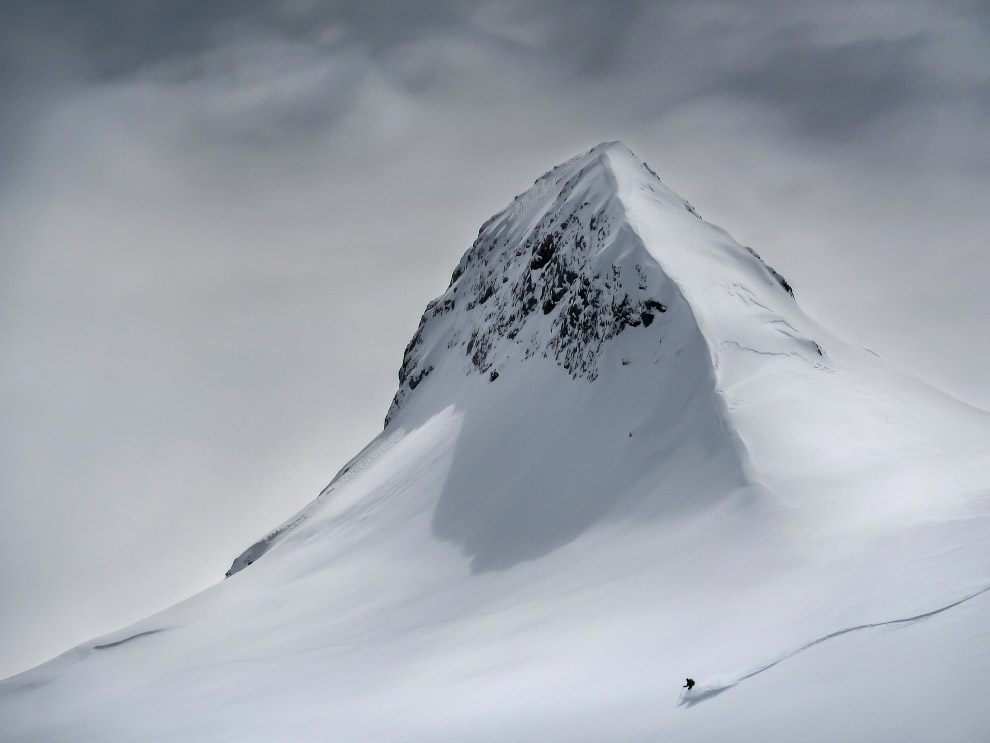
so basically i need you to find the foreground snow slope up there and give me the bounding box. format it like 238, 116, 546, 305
3, 142, 989, 742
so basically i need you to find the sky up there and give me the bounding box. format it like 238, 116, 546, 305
1, 0, 988, 679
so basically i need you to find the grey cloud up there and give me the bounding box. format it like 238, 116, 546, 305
720, 34, 931, 137
1, 1, 470, 82
13, 0, 979, 154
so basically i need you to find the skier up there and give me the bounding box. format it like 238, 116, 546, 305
683, 678, 695, 691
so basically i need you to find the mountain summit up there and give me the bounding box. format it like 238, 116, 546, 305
386, 140, 809, 427
3, 143, 990, 742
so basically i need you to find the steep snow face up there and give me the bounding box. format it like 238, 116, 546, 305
225, 138, 988, 591
386, 141, 807, 429
3, 143, 990, 743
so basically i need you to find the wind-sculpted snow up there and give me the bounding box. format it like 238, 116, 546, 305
4, 142, 990, 743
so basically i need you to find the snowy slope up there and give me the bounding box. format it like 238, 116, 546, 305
2, 142, 989, 742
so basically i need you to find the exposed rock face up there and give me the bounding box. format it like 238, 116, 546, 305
744, 246, 794, 297
386, 145, 683, 426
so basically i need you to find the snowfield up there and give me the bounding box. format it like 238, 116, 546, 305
2, 142, 989, 742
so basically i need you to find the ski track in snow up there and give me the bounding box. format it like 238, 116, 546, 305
679, 581, 990, 707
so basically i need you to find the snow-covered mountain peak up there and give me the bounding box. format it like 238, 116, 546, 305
5, 143, 990, 742
386, 142, 811, 427
501, 140, 693, 233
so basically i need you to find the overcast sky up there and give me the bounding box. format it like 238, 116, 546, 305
1, 0, 988, 678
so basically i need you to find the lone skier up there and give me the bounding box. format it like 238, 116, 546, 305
683, 678, 695, 691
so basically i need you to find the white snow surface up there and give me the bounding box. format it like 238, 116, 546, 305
3, 142, 990, 741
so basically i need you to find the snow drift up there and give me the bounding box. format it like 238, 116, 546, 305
3, 142, 989, 742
